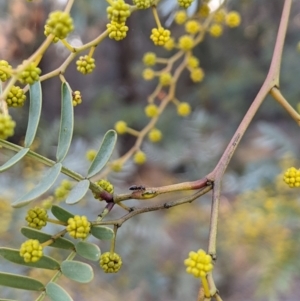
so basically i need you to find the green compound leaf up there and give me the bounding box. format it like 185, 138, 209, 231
56, 82, 74, 162
65, 179, 90, 204
91, 225, 114, 240
51, 205, 74, 223
24, 81, 42, 148
0, 272, 44, 291
12, 163, 62, 208
21, 227, 74, 250
46, 282, 73, 301
0, 248, 60, 270
87, 130, 117, 178
75, 241, 101, 261
0, 148, 29, 172
61, 261, 94, 283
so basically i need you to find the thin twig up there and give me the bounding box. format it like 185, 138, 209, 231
270, 87, 300, 126
92, 186, 212, 227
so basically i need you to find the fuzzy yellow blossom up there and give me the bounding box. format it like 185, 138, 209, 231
175, 11, 187, 25
114, 121, 127, 134
86, 149, 97, 162
142, 68, 155, 80
148, 128, 162, 142
190, 67, 204, 82
283, 167, 300, 188
143, 52, 157, 66
159, 72, 173, 86
199, 4, 210, 17
20, 239, 43, 263
110, 161, 123, 172
209, 24, 223, 37
185, 20, 201, 35
226, 11, 241, 28
184, 249, 213, 278
214, 9, 226, 23
177, 102, 191, 116
178, 35, 194, 51
66, 215, 91, 239
134, 150, 147, 164
145, 104, 159, 117
150, 27, 170, 46
177, 0, 194, 9
187, 56, 199, 69
164, 37, 175, 51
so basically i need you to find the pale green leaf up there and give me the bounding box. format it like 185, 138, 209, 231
46, 282, 73, 301
12, 163, 62, 208
91, 225, 114, 240
65, 179, 90, 204
56, 82, 74, 162
0, 272, 44, 291
75, 241, 101, 261
51, 205, 74, 223
21, 227, 74, 250
0, 248, 60, 270
0, 148, 29, 172
87, 130, 117, 178
24, 81, 42, 147
61, 261, 94, 283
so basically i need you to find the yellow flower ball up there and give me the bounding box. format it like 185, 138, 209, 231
283, 167, 300, 188
86, 149, 97, 162
142, 68, 155, 80
164, 37, 175, 51
226, 11, 241, 28
20, 239, 43, 263
110, 161, 123, 172
190, 67, 204, 82
95, 179, 114, 194
213, 9, 226, 23
184, 249, 213, 278
209, 24, 223, 37
159, 72, 172, 86
134, 150, 147, 165
114, 121, 127, 134
175, 11, 187, 25
187, 56, 199, 69
150, 27, 171, 46
145, 104, 159, 118
185, 20, 201, 35
199, 4, 210, 18
143, 52, 157, 66
178, 35, 194, 51
66, 215, 91, 239
177, 102, 191, 117
100, 252, 122, 273
148, 128, 162, 142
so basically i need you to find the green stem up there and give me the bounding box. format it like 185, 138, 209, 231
0, 139, 84, 181
110, 225, 118, 253
47, 218, 67, 226
0, 138, 107, 196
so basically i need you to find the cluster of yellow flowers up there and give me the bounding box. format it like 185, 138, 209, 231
184, 249, 214, 278
106, 0, 131, 41
111, 3, 242, 168
54, 179, 73, 201
283, 167, 300, 188
66, 215, 91, 239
